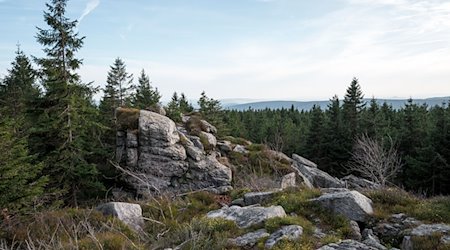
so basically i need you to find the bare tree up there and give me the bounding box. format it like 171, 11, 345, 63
347, 134, 403, 186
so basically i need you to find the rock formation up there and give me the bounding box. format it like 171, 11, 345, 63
116, 108, 232, 197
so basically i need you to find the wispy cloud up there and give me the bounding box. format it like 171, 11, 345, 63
79, 0, 100, 23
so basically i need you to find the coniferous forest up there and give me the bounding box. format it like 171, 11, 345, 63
1, 0, 450, 249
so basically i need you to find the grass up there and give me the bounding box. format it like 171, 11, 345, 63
410, 233, 450, 250
365, 188, 450, 224
0, 208, 142, 249
221, 136, 252, 146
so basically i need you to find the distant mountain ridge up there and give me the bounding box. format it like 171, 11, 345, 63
224, 97, 450, 111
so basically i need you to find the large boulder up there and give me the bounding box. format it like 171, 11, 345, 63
116, 109, 232, 197
206, 205, 286, 228
96, 202, 143, 231
292, 154, 345, 188
311, 190, 374, 222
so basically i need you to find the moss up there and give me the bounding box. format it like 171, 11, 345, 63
116, 107, 140, 130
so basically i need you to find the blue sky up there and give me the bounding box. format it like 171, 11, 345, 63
0, 0, 449, 102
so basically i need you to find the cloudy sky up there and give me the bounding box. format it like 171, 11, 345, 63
0, 0, 449, 102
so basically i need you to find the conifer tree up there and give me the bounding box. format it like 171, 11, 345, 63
0, 46, 40, 134
343, 77, 365, 139
132, 69, 161, 110
179, 93, 194, 114
106, 58, 134, 107
303, 105, 325, 165
0, 119, 47, 212
166, 92, 181, 122
32, 0, 103, 205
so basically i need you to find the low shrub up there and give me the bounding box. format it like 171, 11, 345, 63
116, 107, 140, 130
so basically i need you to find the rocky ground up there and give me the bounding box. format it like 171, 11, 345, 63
1, 108, 449, 249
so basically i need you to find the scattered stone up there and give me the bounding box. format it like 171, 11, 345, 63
342, 175, 381, 190
313, 227, 327, 239
311, 190, 373, 222
362, 229, 387, 250
228, 229, 269, 247
206, 205, 286, 228
243, 190, 280, 206
317, 240, 378, 250
233, 144, 249, 154
265, 225, 303, 249
217, 140, 233, 154
349, 220, 362, 241
280, 172, 296, 189
96, 202, 143, 231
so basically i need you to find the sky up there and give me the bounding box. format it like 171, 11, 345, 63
0, 0, 449, 102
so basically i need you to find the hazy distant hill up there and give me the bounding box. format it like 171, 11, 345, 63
225, 97, 450, 111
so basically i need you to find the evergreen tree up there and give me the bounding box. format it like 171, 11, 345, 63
132, 69, 161, 110
166, 92, 181, 122
342, 77, 365, 139
106, 58, 134, 107
32, 0, 103, 205
0, 46, 40, 134
303, 105, 325, 165
0, 119, 47, 212
179, 93, 194, 114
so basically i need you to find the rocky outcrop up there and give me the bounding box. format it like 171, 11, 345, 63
292, 154, 345, 188
265, 225, 303, 249
311, 190, 374, 222
96, 202, 143, 231
206, 205, 286, 228
116, 109, 232, 197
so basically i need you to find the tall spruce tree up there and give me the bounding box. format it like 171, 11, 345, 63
132, 69, 161, 109
0, 46, 40, 134
166, 92, 181, 122
106, 58, 134, 107
343, 78, 365, 139
32, 0, 103, 205
179, 93, 194, 114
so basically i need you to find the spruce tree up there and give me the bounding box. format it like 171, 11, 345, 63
303, 105, 325, 165
179, 93, 194, 114
106, 57, 134, 107
343, 78, 365, 139
166, 92, 181, 122
0, 119, 47, 212
132, 69, 161, 110
0, 46, 40, 134
32, 0, 103, 205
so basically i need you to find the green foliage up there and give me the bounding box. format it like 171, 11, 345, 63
132, 69, 161, 110
264, 216, 313, 234
0, 119, 47, 212
410, 233, 450, 250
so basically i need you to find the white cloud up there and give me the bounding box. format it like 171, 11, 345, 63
78, 0, 100, 23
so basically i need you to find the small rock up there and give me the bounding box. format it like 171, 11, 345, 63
200, 120, 217, 134
280, 172, 296, 189
317, 239, 378, 250
362, 229, 387, 250
217, 140, 233, 153
228, 229, 270, 247
233, 144, 248, 154
244, 190, 280, 206
265, 225, 303, 249
206, 205, 286, 228
349, 220, 362, 241
313, 227, 326, 238
230, 198, 245, 207
96, 202, 143, 231
199, 131, 217, 148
